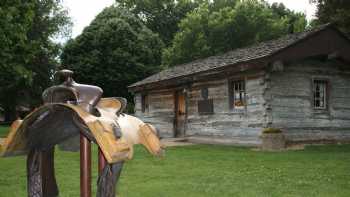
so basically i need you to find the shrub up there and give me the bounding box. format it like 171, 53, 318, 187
262, 128, 282, 134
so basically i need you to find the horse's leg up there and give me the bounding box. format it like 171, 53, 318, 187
96, 161, 124, 197
27, 148, 59, 197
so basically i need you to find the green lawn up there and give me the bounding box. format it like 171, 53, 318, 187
0, 126, 9, 138
0, 127, 350, 197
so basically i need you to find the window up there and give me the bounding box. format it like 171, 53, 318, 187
313, 80, 328, 109
141, 94, 149, 113
229, 80, 246, 109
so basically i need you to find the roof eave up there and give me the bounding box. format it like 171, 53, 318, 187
128, 57, 269, 93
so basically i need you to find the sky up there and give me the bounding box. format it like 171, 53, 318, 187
266, 0, 317, 20
62, 0, 317, 39
62, 0, 115, 38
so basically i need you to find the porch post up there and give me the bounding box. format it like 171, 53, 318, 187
80, 134, 91, 197
98, 148, 107, 174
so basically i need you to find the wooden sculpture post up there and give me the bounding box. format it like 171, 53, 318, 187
0, 69, 164, 197
80, 135, 91, 197
98, 148, 107, 173
56, 69, 103, 197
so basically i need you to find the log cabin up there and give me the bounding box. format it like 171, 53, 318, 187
128, 24, 350, 146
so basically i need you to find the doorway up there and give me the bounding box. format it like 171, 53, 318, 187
174, 90, 186, 137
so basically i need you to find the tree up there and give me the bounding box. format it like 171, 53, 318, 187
162, 0, 307, 66
61, 6, 164, 106
311, 0, 350, 34
116, 0, 201, 45
270, 2, 307, 33
0, 0, 71, 121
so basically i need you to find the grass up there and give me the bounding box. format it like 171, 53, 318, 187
0, 126, 9, 138
0, 126, 350, 197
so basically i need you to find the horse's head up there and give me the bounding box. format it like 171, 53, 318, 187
138, 124, 164, 157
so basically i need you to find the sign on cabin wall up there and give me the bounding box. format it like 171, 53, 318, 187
198, 87, 214, 114
247, 95, 258, 105
198, 99, 214, 114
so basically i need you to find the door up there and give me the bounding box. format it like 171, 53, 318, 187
175, 91, 186, 137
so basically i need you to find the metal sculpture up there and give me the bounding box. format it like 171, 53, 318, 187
0, 69, 163, 197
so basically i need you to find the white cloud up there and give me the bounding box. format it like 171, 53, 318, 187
62, 0, 115, 38
266, 0, 317, 21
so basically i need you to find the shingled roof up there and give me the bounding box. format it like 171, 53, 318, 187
129, 24, 334, 89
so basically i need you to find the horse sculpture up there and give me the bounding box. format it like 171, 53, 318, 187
0, 69, 163, 197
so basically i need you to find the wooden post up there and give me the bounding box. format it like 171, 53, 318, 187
98, 148, 107, 174
80, 134, 91, 197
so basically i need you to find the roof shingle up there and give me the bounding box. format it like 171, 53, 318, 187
129, 24, 332, 88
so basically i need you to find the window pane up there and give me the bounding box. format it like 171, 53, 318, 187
316, 84, 320, 92
313, 80, 327, 109
231, 80, 245, 108
315, 100, 320, 107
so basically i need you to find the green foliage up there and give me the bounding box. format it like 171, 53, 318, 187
1, 144, 350, 196
0, 0, 71, 121
116, 0, 201, 45
262, 128, 283, 134
311, 0, 350, 34
61, 6, 164, 101
162, 0, 307, 66
269, 2, 307, 33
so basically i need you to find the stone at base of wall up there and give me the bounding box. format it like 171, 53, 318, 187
283, 129, 350, 141
185, 136, 261, 147
260, 133, 286, 150
287, 139, 350, 146
160, 135, 350, 147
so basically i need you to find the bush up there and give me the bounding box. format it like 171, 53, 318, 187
262, 128, 282, 134
61, 6, 164, 102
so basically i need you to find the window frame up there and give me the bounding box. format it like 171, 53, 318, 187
228, 79, 246, 110
312, 79, 329, 111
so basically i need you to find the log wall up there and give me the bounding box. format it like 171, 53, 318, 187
267, 59, 350, 142
133, 59, 350, 144
134, 70, 267, 144
134, 90, 175, 138
185, 73, 266, 144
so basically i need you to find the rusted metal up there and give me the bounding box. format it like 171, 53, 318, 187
80, 134, 91, 197
98, 148, 107, 174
